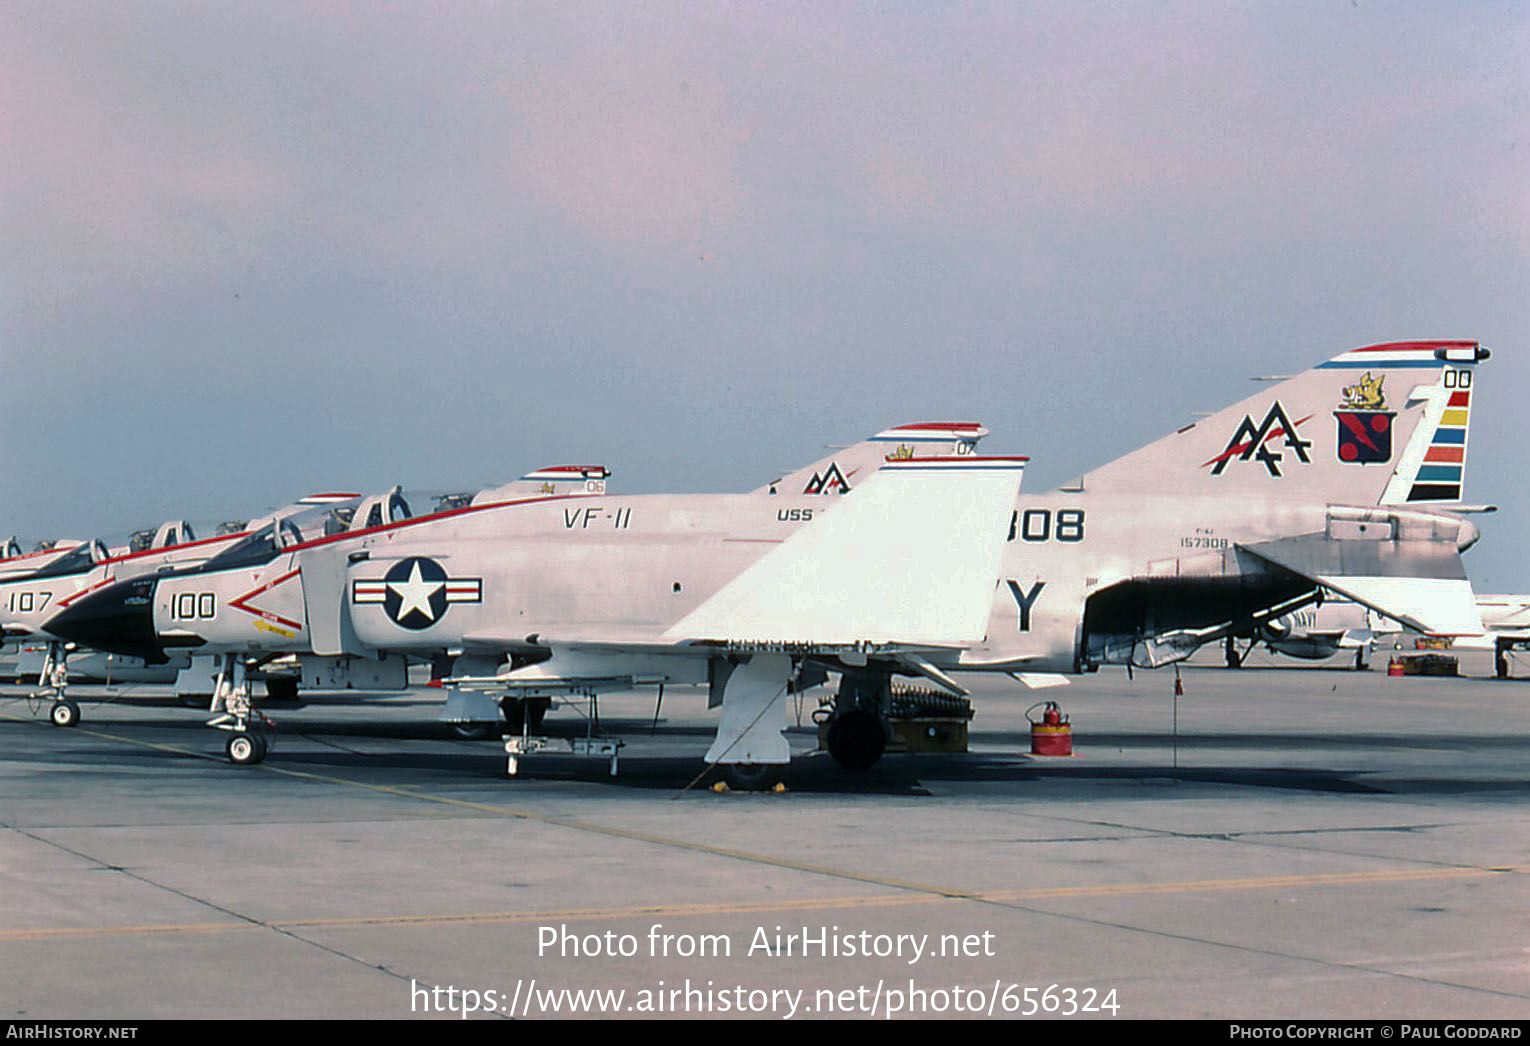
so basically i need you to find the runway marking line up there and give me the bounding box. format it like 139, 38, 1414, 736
2, 708, 1521, 945
1, 865, 1517, 943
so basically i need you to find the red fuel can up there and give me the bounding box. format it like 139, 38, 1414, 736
1029, 701, 1073, 756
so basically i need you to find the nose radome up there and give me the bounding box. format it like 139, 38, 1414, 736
44, 575, 165, 661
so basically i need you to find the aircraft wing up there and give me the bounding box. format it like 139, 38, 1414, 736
448, 456, 1027, 699
1239, 532, 1482, 636
669, 457, 1025, 648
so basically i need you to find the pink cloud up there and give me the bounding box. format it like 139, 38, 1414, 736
497, 54, 749, 251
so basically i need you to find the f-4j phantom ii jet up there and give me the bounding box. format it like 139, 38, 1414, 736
3, 494, 365, 727
48, 446, 1026, 781
715, 340, 1495, 772
947, 339, 1489, 685
39, 426, 988, 766
43, 339, 1493, 781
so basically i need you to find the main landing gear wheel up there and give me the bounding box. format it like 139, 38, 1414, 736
825, 708, 886, 770
226, 732, 267, 765
500, 697, 550, 733
526, 698, 549, 731
49, 700, 81, 728
722, 763, 783, 791
450, 723, 496, 741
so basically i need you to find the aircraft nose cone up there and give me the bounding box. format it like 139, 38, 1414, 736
45, 575, 164, 660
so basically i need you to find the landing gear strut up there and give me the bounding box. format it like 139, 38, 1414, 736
39, 641, 78, 728
1224, 635, 1255, 669
209, 654, 273, 765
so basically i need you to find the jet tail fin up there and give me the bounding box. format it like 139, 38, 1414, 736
753, 422, 987, 496
472, 465, 612, 505
1077, 341, 1488, 506
670, 455, 1025, 647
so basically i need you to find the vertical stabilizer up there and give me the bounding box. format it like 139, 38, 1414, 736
1077, 340, 1488, 506
754, 422, 988, 496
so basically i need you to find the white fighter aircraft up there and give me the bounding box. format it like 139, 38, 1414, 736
777, 340, 1494, 768
1, 495, 365, 726
44, 339, 1493, 782
46, 444, 1025, 782
1471, 596, 1530, 677
38, 426, 988, 760
437, 422, 990, 734
941, 342, 1485, 655
1252, 591, 1530, 677
1393, 594, 1530, 678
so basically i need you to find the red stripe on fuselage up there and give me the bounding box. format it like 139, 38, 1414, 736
228, 569, 305, 632
56, 575, 118, 609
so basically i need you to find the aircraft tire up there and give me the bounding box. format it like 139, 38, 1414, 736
825, 708, 885, 770
526, 697, 549, 731
226, 732, 267, 765
722, 763, 782, 791
450, 723, 496, 741
501, 698, 526, 732
501, 698, 550, 733
49, 700, 80, 728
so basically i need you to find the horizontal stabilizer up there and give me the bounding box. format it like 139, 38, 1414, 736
1010, 672, 1070, 690
1316, 577, 1481, 636
1241, 533, 1482, 635
670, 457, 1025, 647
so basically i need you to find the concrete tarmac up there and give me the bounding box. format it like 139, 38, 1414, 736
1, 651, 1527, 1020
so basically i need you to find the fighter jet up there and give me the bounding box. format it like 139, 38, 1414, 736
17, 467, 615, 744
0, 529, 203, 722
1398, 594, 1530, 678
2, 494, 364, 726
1250, 590, 1530, 675
46, 450, 1026, 781
947, 339, 1487, 663
793, 340, 1494, 770
38, 427, 989, 759
44, 339, 1493, 780
439, 423, 987, 734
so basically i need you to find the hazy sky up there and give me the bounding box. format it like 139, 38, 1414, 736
3, 2, 1527, 587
